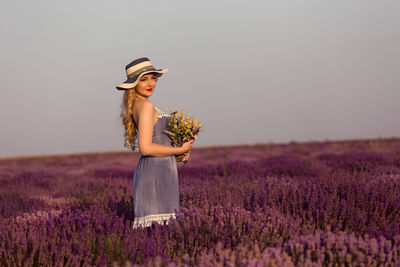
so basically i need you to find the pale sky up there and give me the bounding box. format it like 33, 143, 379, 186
1, 0, 399, 157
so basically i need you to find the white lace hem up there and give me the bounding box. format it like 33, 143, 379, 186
132, 213, 176, 229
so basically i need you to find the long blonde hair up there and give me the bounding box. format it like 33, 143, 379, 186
120, 72, 162, 150
120, 88, 138, 150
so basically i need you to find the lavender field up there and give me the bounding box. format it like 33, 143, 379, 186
1, 138, 400, 266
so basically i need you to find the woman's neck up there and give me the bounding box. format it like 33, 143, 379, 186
135, 95, 148, 101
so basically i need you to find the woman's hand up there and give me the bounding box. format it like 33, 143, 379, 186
183, 151, 191, 161
177, 151, 191, 162
176, 139, 194, 162
176, 150, 191, 162
180, 139, 194, 154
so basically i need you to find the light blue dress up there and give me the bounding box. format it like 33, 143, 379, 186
132, 107, 179, 229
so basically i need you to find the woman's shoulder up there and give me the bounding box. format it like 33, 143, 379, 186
132, 100, 156, 126
135, 99, 154, 112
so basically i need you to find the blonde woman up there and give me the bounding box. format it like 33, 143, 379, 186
117, 57, 194, 229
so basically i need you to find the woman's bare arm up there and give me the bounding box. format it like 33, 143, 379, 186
138, 101, 185, 157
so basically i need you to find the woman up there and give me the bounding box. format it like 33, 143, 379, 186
116, 57, 194, 229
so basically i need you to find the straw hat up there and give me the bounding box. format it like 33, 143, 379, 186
116, 57, 168, 90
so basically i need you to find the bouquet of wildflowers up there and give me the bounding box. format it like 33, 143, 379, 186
164, 109, 204, 164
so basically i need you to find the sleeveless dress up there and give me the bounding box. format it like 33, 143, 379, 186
132, 106, 179, 229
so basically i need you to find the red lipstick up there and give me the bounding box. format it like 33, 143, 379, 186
146, 88, 152, 92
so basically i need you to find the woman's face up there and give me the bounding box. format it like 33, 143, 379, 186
135, 73, 159, 99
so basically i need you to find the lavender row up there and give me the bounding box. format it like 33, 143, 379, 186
0, 138, 399, 265
1, 203, 399, 266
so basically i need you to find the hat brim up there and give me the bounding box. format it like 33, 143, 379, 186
116, 68, 168, 90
